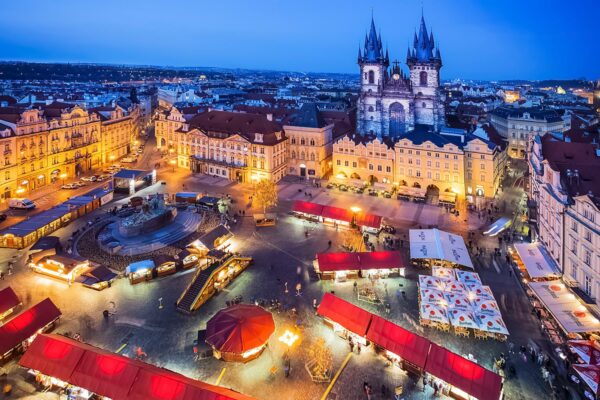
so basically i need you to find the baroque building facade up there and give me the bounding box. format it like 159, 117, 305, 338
0, 102, 140, 200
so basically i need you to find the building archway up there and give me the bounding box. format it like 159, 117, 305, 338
369, 175, 378, 184
413, 182, 421, 188
426, 184, 440, 205
160, 138, 166, 147
476, 187, 485, 197
388, 103, 406, 137
299, 163, 307, 177
398, 180, 407, 186
350, 173, 361, 180
336, 171, 347, 179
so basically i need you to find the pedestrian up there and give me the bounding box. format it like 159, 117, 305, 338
422, 376, 427, 391
349, 339, 355, 353
353, 281, 358, 292
357, 342, 361, 354
312, 298, 317, 310
366, 383, 373, 400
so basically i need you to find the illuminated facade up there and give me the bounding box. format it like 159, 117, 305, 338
0, 102, 140, 200
170, 110, 288, 183
333, 126, 505, 202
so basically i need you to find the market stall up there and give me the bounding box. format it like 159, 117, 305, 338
176, 249, 200, 270
314, 251, 403, 281
424, 343, 503, 400
153, 254, 177, 277
317, 292, 373, 344
573, 364, 600, 400
291, 200, 382, 231
528, 280, 600, 338
19, 334, 255, 400
205, 304, 275, 363
187, 225, 233, 255
366, 315, 431, 375
568, 340, 600, 364
0, 298, 61, 360
76, 265, 117, 290
0, 287, 21, 322
126, 259, 154, 284
513, 242, 561, 281
29, 254, 89, 283
410, 228, 474, 269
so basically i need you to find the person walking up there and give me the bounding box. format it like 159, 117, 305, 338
349, 339, 355, 353
357, 342, 361, 355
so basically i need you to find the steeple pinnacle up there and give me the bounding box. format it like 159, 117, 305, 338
362, 14, 385, 63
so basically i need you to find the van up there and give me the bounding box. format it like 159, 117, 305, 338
8, 198, 36, 209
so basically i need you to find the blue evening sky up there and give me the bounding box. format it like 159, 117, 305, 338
0, 0, 598, 80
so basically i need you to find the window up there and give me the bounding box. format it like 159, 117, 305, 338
337, 160, 341, 166
386, 166, 391, 173
584, 250, 592, 266
571, 221, 578, 232
345, 161, 349, 167
416, 170, 421, 177
585, 275, 593, 296
377, 165, 382, 172
480, 163, 485, 170
419, 71, 427, 86
352, 162, 357, 168
480, 175, 485, 182
368, 70, 375, 84
369, 164, 373, 170
310, 139, 315, 146
585, 230, 592, 242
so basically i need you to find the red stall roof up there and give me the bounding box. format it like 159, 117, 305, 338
316, 251, 403, 272
366, 315, 431, 369
316, 252, 360, 272
0, 287, 20, 316
321, 205, 353, 223
359, 251, 403, 269
424, 344, 503, 400
19, 334, 255, 400
291, 200, 323, 216
354, 213, 382, 229
317, 293, 372, 336
0, 298, 61, 356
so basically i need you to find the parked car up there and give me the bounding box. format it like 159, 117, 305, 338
382, 191, 392, 198
368, 189, 378, 196
9, 198, 36, 209
62, 183, 78, 189
0, 213, 7, 222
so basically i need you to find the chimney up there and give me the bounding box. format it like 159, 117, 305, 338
266, 113, 273, 121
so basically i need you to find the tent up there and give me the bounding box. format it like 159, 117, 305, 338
19, 334, 255, 400
425, 344, 503, 400
568, 340, 600, 365
444, 281, 467, 294
205, 304, 274, 363
573, 364, 600, 397
472, 298, 501, 315
317, 293, 373, 336
0, 287, 20, 318
449, 309, 479, 330
366, 315, 431, 370
444, 293, 472, 310
420, 289, 446, 305
456, 270, 482, 285
514, 242, 560, 280
409, 228, 474, 269
418, 275, 451, 292
476, 314, 509, 335
419, 303, 449, 324
432, 266, 456, 280
465, 284, 495, 300
126, 259, 155, 275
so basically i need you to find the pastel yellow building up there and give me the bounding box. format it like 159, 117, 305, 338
0, 102, 141, 200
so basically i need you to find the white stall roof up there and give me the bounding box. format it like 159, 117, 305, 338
529, 280, 600, 334
514, 242, 561, 279
410, 228, 473, 269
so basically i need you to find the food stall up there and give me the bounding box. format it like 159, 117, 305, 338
187, 225, 233, 255
19, 334, 256, 400
205, 304, 275, 363
314, 251, 403, 281
176, 249, 199, 270
512, 242, 561, 282
316, 293, 373, 345
0, 298, 61, 361
424, 343, 503, 400
126, 259, 154, 284
367, 315, 431, 375
0, 287, 21, 322
76, 265, 117, 291
29, 254, 89, 284
153, 255, 177, 277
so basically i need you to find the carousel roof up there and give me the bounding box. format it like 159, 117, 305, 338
205, 304, 275, 354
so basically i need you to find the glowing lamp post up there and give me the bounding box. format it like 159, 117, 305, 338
279, 329, 300, 348
350, 206, 361, 227
169, 159, 176, 172
60, 173, 67, 186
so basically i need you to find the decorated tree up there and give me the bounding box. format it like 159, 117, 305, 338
254, 179, 278, 214
305, 337, 333, 382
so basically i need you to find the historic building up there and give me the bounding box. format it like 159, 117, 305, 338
172, 110, 288, 183
356, 15, 445, 138
283, 103, 334, 179
333, 14, 505, 203
0, 102, 140, 200
529, 133, 600, 306
489, 106, 570, 158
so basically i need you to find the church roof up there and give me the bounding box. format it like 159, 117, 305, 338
359, 16, 387, 64
407, 13, 441, 64
285, 103, 327, 128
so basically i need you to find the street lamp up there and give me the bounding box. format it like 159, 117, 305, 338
169, 159, 176, 172
60, 173, 67, 186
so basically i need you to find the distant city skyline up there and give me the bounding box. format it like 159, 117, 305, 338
0, 0, 598, 81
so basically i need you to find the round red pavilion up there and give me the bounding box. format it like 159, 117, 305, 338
205, 304, 275, 363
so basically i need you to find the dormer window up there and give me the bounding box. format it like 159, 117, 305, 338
275, 132, 282, 141
255, 133, 263, 143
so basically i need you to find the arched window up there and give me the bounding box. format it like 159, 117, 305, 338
300, 152, 305, 160
368, 70, 375, 84
300, 138, 305, 145
309, 139, 315, 146
388, 103, 406, 137
420, 71, 427, 86
291, 151, 296, 159
310, 153, 315, 161
368, 106, 374, 112
291, 137, 296, 144
364, 72, 368, 81
422, 102, 426, 108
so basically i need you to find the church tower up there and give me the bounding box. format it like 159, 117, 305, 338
406, 13, 445, 129
357, 16, 389, 136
